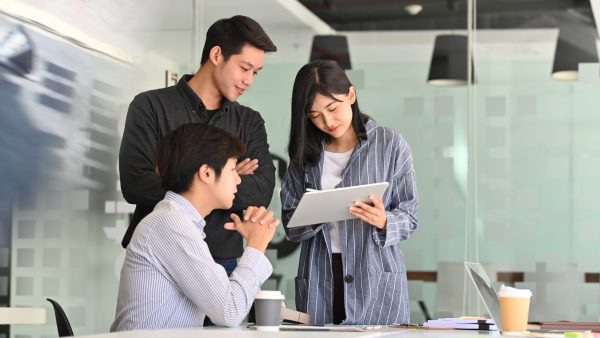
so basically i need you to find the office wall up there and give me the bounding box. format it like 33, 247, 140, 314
470, 58, 600, 321
0, 8, 182, 337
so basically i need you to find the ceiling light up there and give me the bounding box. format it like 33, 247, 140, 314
427, 34, 473, 86
405, 4, 423, 16
309, 35, 352, 70
552, 24, 599, 81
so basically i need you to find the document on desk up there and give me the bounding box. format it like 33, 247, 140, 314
528, 321, 600, 331
279, 325, 331, 331
286, 182, 389, 228
423, 317, 497, 331
279, 324, 386, 332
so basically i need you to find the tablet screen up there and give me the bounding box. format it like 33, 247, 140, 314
286, 182, 389, 228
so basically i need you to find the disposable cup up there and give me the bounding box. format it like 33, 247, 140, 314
498, 286, 532, 333
254, 290, 284, 331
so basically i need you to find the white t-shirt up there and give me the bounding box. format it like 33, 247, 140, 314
321, 149, 353, 253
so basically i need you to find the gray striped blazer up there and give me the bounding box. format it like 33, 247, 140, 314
281, 118, 419, 325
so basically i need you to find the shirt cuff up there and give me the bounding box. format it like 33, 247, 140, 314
238, 247, 273, 283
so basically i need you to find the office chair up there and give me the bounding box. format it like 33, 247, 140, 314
46, 298, 74, 337
418, 300, 432, 321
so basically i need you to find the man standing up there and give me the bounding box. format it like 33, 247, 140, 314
111, 123, 279, 331
119, 15, 277, 274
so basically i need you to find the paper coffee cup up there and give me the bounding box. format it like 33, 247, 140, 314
254, 290, 284, 331
498, 285, 532, 333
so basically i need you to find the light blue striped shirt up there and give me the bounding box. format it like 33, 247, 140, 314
110, 191, 272, 331
281, 118, 418, 325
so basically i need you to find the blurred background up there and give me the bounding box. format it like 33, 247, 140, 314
1, 0, 600, 336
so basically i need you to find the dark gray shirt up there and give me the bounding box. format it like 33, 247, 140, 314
119, 74, 275, 258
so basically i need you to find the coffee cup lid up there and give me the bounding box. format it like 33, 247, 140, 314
498, 285, 532, 298
255, 290, 285, 300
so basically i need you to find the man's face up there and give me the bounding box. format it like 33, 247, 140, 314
214, 44, 265, 102
211, 158, 242, 209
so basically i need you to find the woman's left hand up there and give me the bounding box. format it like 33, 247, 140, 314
349, 195, 387, 230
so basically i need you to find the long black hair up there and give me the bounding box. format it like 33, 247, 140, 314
288, 60, 368, 171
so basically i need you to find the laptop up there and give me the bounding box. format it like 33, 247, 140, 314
464, 262, 566, 336
464, 262, 504, 331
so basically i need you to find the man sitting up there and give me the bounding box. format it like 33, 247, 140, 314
111, 123, 279, 331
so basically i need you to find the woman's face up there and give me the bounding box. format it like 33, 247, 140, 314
307, 87, 356, 141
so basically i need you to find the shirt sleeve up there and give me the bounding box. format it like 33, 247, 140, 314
118, 94, 165, 207
281, 164, 325, 242
231, 114, 276, 211
371, 134, 419, 248
150, 215, 273, 327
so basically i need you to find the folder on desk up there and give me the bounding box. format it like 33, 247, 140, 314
528, 321, 600, 331
280, 306, 309, 324
423, 317, 498, 331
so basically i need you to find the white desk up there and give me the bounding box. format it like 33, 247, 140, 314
0, 307, 46, 325
74, 327, 504, 338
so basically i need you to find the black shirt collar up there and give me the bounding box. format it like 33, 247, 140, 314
176, 74, 233, 114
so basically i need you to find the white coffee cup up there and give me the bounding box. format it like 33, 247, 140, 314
254, 290, 284, 331
498, 285, 532, 333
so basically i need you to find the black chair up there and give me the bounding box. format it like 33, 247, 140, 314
418, 300, 432, 321
46, 298, 74, 337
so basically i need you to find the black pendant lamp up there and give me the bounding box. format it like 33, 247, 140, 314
427, 34, 473, 86
551, 25, 598, 81
309, 35, 352, 70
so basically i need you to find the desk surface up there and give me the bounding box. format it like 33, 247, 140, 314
75, 327, 505, 338
0, 307, 46, 325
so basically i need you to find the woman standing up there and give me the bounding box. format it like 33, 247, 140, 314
281, 60, 419, 325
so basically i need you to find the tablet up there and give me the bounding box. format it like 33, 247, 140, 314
286, 182, 389, 228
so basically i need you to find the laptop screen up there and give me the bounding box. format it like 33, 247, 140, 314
464, 262, 503, 331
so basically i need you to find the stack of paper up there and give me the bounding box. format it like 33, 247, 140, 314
423, 317, 498, 331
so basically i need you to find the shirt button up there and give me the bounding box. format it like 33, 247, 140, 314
344, 274, 354, 283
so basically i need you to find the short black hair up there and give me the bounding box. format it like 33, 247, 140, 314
288, 60, 368, 171
156, 123, 246, 193
200, 15, 277, 64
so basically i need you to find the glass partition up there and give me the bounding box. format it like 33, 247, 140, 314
471, 0, 600, 321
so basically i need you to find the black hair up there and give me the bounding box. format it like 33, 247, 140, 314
156, 123, 246, 193
288, 60, 368, 171
200, 15, 277, 64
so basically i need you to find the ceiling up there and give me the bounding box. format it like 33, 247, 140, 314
1, 0, 335, 65
298, 0, 596, 31
5, 0, 599, 67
